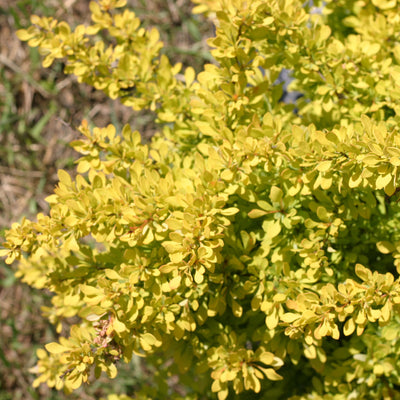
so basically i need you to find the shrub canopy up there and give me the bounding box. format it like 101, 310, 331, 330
3, 0, 400, 398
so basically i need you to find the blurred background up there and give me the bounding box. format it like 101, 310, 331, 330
0, 1, 212, 398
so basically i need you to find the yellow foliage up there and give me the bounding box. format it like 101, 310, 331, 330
3, 0, 400, 398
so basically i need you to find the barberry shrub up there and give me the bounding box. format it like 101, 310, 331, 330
3, 0, 400, 398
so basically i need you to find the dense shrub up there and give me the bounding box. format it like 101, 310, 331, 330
3, 0, 400, 398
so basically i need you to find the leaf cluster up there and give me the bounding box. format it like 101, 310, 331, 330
3, 0, 400, 398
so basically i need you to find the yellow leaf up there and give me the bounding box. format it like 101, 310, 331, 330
58, 169, 72, 186
361, 155, 381, 166
105, 269, 123, 280
16, 29, 34, 41
384, 176, 396, 196
355, 310, 367, 325
221, 169, 234, 181
367, 307, 381, 322
389, 157, 400, 166
266, 309, 279, 329
248, 209, 268, 218
184, 66, 196, 87
376, 241, 395, 254
113, 317, 127, 333
162, 241, 183, 253
380, 301, 391, 322
280, 313, 300, 323
304, 345, 316, 359
357, 325, 365, 336
376, 173, 392, 189
372, 0, 396, 10
0, 249, 10, 258
355, 263, 372, 282
343, 318, 355, 336
158, 264, 176, 274
273, 293, 286, 302
142, 227, 154, 244
195, 121, 218, 137
211, 378, 221, 392
107, 363, 118, 379
158, 111, 176, 122
64, 235, 80, 251
5, 251, 16, 264
66, 373, 83, 390
231, 298, 242, 317
320, 175, 332, 190
270, 186, 283, 203
349, 172, 362, 188
220, 368, 236, 382
322, 98, 333, 112
220, 207, 239, 216
45, 342, 68, 354
258, 351, 275, 365
217, 388, 229, 400
263, 220, 281, 238
314, 320, 329, 339
319, 25, 331, 42
263, 368, 283, 381
373, 364, 384, 375
140, 333, 158, 351
317, 160, 332, 172
81, 285, 102, 296
169, 275, 181, 290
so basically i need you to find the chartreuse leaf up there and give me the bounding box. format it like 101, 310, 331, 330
376, 241, 395, 254
262, 368, 283, 381
343, 318, 356, 336
269, 186, 283, 203
248, 209, 268, 218
355, 264, 373, 281
45, 342, 69, 354
140, 333, 161, 352
5, 0, 400, 399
